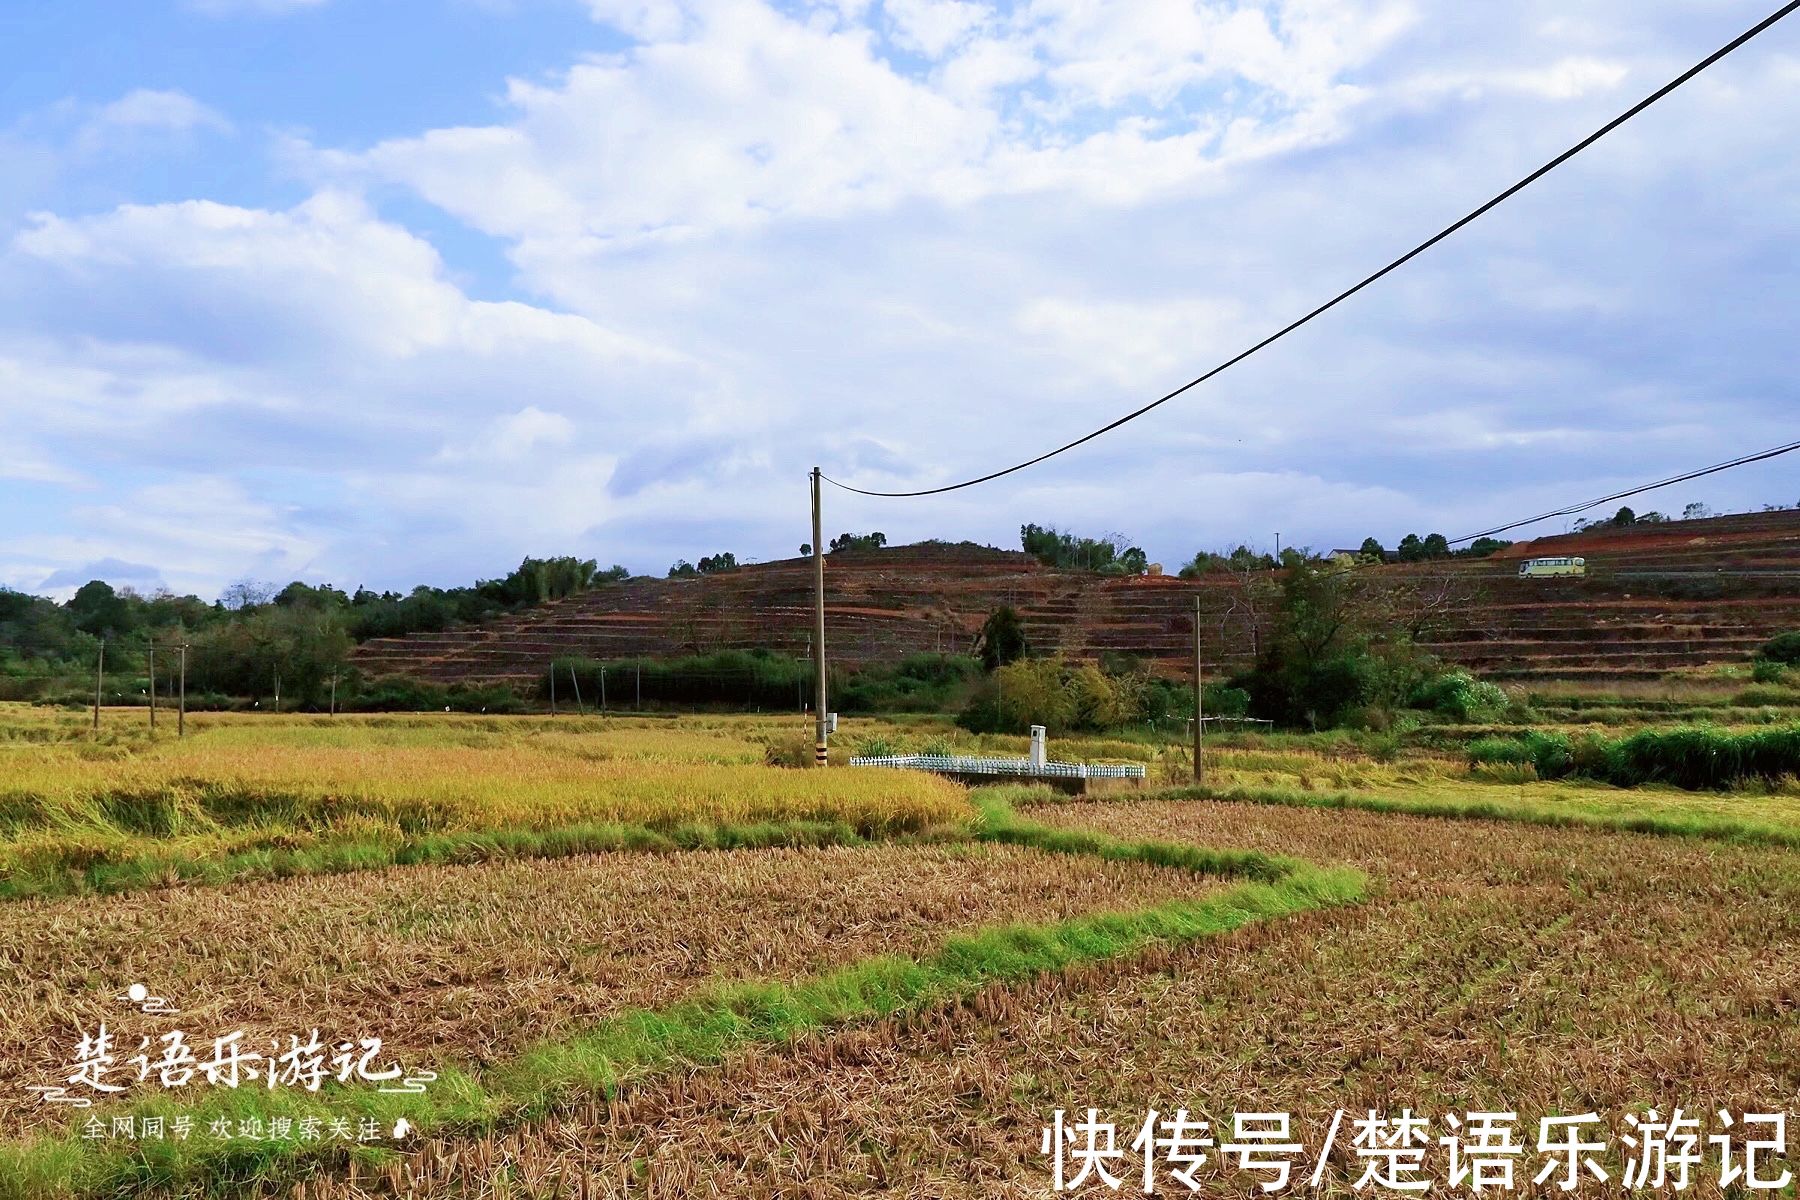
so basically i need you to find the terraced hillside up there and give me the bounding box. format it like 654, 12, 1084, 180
353, 511, 1800, 688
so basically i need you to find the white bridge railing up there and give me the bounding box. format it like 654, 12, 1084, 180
848, 753, 1145, 779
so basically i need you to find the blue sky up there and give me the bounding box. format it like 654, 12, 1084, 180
1, 0, 1796, 600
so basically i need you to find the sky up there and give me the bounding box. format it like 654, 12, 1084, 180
0, 0, 1796, 601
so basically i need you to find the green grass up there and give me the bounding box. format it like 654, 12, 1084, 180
1465, 723, 1800, 790
0, 817, 917, 903
0, 789, 1363, 1199
1157, 781, 1800, 849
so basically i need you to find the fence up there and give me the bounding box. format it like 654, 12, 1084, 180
848, 753, 1146, 780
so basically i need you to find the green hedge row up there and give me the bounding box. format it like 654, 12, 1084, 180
1468, 724, 1800, 790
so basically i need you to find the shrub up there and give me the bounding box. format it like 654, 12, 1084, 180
1467, 736, 1530, 766
1756, 631, 1800, 665
1472, 724, 1800, 790
1466, 731, 1571, 779
1407, 670, 1507, 721
1751, 658, 1791, 685
761, 736, 814, 768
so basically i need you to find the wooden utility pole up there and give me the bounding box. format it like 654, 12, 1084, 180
1193, 596, 1205, 784
93, 639, 105, 735
811, 467, 828, 766
178, 644, 187, 738
148, 641, 157, 731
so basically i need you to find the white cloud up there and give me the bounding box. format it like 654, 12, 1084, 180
90, 89, 233, 136
884, 0, 992, 58
332, 0, 1408, 253
5, 1, 1799, 598
1014, 295, 1247, 387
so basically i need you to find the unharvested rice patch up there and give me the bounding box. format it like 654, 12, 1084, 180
330, 802, 1800, 1199
0, 841, 1225, 1133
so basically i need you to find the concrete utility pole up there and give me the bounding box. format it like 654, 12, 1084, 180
329, 669, 338, 716
178, 643, 187, 738
549, 661, 557, 716
93, 639, 105, 735
1193, 596, 1205, 784
148, 642, 157, 731
811, 467, 828, 766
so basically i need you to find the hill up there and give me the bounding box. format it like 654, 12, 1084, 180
353, 511, 1800, 688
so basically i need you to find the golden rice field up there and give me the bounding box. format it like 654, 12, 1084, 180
1, 702, 1796, 1198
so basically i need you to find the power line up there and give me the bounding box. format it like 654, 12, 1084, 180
821, 0, 1800, 499
1451, 438, 1800, 544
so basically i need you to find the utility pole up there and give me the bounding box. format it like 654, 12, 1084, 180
1274, 532, 1281, 566
148, 641, 157, 732
329, 669, 338, 716
93, 639, 105, 735
1193, 596, 1205, 784
569, 665, 583, 713
549, 662, 557, 716
178, 643, 187, 738
636, 662, 641, 710
811, 467, 828, 766
600, 665, 607, 712
274, 671, 281, 714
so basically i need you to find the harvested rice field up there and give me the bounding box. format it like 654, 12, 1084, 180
0, 840, 1224, 1133
3, 705, 1797, 1198
322, 799, 1799, 1198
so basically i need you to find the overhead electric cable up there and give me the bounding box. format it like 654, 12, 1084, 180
1450, 439, 1800, 544
820, 1, 1800, 498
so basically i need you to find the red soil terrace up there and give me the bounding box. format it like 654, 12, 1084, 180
354, 512, 1800, 687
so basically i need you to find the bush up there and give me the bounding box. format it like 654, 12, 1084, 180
1468, 736, 1531, 766
834, 654, 980, 714
1468, 724, 1800, 790
1466, 731, 1571, 778
955, 657, 1191, 735
761, 736, 814, 768
1756, 631, 1800, 665
1407, 670, 1507, 721
1751, 658, 1791, 684
347, 677, 527, 714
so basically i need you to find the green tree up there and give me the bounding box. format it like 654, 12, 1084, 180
1421, 533, 1450, 559
67, 581, 136, 639
696, 552, 738, 573
1358, 537, 1385, 561
1396, 534, 1425, 562
828, 532, 888, 553
976, 605, 1029, 671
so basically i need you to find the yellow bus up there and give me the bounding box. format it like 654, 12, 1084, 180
1518, 556, 1586, 577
